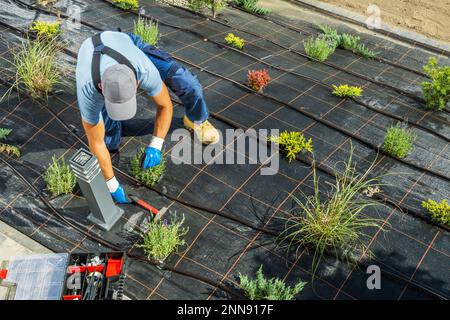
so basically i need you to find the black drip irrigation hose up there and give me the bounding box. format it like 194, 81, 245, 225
0, 5, 449, 232
0, 156, 246, 299
1, 155, 448, 300
0, 3, 449, 300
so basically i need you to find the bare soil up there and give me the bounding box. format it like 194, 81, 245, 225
316, 0, 450, 43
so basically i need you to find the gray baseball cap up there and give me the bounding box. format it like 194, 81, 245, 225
102, 64, 137, 121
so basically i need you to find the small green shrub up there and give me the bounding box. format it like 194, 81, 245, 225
133, 17, 159, 46
268, 131, 313, 162
354, 43, 378, 59
303, 35, 335, 62
278, 149, 385, 275
139, 216, 188, 261
331, 84, 363, 98
225, 33, 245, 50
338, 33, 360, 50
44, 155, 76, 197
112, 0, 139, 10
29, 20, 61, 40
0, 128, 20, 158
234, 0, 271, 15
239, 266, 306, 300
422, 199, 450, 226
188, 0, 228, 18
130, 147, 166, 186
421, 57, 450, 111
382, 123, 415, 159
8, 39, 61, 100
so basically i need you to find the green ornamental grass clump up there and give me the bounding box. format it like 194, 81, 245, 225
130, 147, 166, 186
422, 199, 450, 226
225, 33, 246, 50
338, 33, 360, 50
133, 17, 159, 46
29, 20, 61, 40
239, 266, 306, 300
0, 128, 20, 157
234, 0, 271, 15
268, 131, 313, 162
303, 35, 336, 62
421, 57, 450, 111
112, 0, 139, 10
382, 123, 416, 159
9, 39, 61, 100
44, 155, 76, 197
278, 148, 385, 275
331, 84, 363, 98
139, 216, 188, 261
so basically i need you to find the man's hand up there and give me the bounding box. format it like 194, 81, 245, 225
140, 146, 162, 169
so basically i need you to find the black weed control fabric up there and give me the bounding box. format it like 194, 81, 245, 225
0, 0, 449, 300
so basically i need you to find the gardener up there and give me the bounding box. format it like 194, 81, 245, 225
76, 31, 219, 204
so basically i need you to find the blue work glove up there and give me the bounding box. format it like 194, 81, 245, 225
140, 146, 162, 169
110, 185, 129, 204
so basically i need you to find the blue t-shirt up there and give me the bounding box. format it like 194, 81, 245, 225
76, 31, 163, 125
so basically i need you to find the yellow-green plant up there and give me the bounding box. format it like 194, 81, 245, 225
188, 0, 228, 18
0, 128, 20, 157
139, 216, 188, 261
268, 131, 313, 162
29, 20, 61, 39
112, 0, 139, 10
382, 123, 416, 159
133, 17, 159, 46
44, 155, 76, 197
303, 35, 335, 62
225, 33, 245, 50
130, 148, 166, 186
421, 57, 450, 111
422, 199, 450, 226
331, 84, 363, 98
239, 266, 306, 300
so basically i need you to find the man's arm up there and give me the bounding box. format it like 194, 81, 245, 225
81, 119, 114, 180
151, 82, 173, 141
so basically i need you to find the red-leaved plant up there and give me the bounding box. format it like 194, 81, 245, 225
247, 69, 271, 92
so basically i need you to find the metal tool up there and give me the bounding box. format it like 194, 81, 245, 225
128, 194, 168, 221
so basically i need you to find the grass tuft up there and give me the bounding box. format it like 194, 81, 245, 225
29, 20, 61, 40
239, 265, 306, 300
277, 147, 385, 275
225, 33, 246, 50
130, 147, 166, 186
422, 199, 450, 226
44, 155, 76, 197
234, 0, 271, 15
139, 216, 188, 261
133, 17, 159, 46
353, 43, 378, 59
382, 123, 415, 159
331, 84, 363, 98
421, 57, 450, 111
338, 33, 360, 50
268, 131, 313, 162
112, 0, 139, 10
303, 35, 335, 62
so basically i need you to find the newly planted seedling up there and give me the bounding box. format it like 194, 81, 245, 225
6, 39, 61, 100
421, 57, 450, 111
338, 33, 360, 50
234, 0, 271, 15
188, 0, 228, 18
133, 17, 159, 46
277, 148, 385, 275
331, 84, 363, 98
139, 216, 188, 262
268, 131, 313, 162
29, 20, 62, 40
0, 128, 20, 157
239, 266, 306, 300
44, 155, 76, 197
422, 199, 450, 226
112, 0, 139, 10
382, 123, 415, 159
247, 69, 271, 92
130, 148, 166, 186
316, 24, 340, 48
354, 43, 378, 59
303, 35, 335, 62
225, 33, 245, 50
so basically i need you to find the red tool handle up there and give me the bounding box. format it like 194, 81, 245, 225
135, 198, 159, 215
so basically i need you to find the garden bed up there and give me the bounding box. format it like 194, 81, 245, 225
0, 0, 448, 300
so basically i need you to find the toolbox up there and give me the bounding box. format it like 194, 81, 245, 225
1, 252, 126, 300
